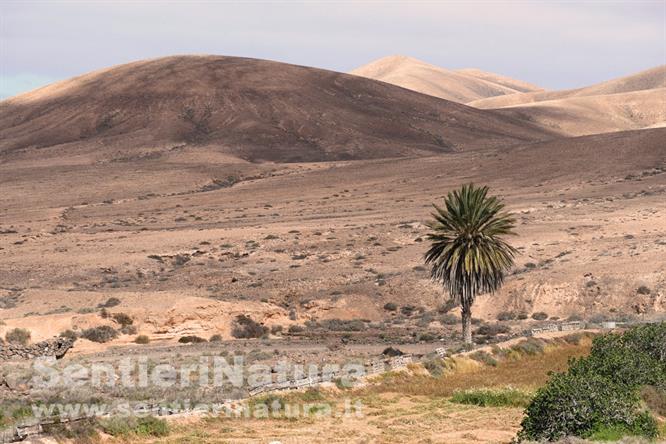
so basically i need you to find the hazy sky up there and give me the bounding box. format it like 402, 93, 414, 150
1, 1, 665, 99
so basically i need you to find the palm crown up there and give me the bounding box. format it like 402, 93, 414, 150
425, 184, 517, 342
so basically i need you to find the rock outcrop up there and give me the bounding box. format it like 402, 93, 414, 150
0, 337, 74, 361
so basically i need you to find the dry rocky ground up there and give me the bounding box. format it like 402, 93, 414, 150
0, 55, 665, 443
1, 128, 664, 352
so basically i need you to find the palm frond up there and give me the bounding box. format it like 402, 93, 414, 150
425, 183, 516, 307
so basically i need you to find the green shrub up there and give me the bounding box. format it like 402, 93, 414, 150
5, 328, 31, 345
451, 387, 532, 407
80, 326, 118, 343
100, 416, 168, 437
517, 323, 665, 442
383, 302, 398, 311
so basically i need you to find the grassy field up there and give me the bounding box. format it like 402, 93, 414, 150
90, 338, 596, 443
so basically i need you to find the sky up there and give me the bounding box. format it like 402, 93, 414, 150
1, 1, 665, 99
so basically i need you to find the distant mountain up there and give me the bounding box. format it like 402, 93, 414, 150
350, 55, 542, 103
0, 55, 554, 164
469, 65, 666, 136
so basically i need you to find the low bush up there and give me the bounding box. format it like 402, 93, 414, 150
469, 350, 498, 367
178, 335, 207, 344
287, 324, 304, 334
423, 358, 448, 377
99, 416, 168, 437
517, 323, 666, 442
510, 338, 546, 356
111, 312, 133, 326
383, 302, 398, 312
231, 315, 268, 339
5, 328, 31, 345
451, 387, 532, 407
475, 323, 510, 337
80, 326, 118, 343
440, 313, 458, 325
400, 305, 416, 316
134, 335, 150, 344
59, 330, 79, 340
418, 332, 437, 342
382, 347, 404, 357
531, 311, 548, 321
98, 297, 121, 308
120, 324, 137, 335
497, 311, 516, 321
437, 299, 458, 314
209, 334, 222, 342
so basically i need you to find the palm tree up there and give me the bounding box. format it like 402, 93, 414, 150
425, 184, 517, 345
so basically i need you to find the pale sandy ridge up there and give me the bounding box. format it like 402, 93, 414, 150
350, 55, 543, 103
469, 65, 666, 136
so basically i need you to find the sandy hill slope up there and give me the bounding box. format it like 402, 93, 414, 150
0, 55, 553, 164
1, 126, 664, 344
470, 65, 666, 109
468, 65, 666, 136
350, 55, 542, 103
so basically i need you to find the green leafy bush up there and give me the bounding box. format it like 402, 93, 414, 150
452, 387, 532, 407
99, 416, 168, 437
517, 323, 665, 442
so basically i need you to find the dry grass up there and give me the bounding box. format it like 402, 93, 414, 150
104, 340, 593, 443
363, 337, 593, 397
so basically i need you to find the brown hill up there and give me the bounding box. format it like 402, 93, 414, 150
350, 55, 542, 103
0, 55, 552, 164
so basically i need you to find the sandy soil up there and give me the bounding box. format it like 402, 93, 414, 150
1, 127, 664, 351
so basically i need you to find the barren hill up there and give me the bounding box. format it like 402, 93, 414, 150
350, 55, 542, 103
470, 65, 666, 109
467, 66, 666, 136
0, 55, 552, 164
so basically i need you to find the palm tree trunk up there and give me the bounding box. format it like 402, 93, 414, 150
461, 305, 472, 345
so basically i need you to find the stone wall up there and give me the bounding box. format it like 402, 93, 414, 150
0, 337, 74, 361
